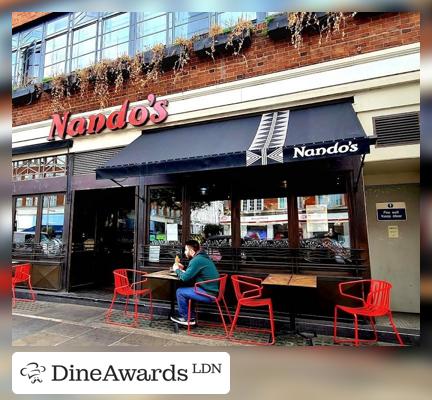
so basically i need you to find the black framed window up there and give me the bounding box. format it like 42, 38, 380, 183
12, 12, 266, 85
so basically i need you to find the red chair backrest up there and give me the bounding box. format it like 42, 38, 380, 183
366, 280, 392, 310
231, 275, 262, 301
113, 269, 130, 289
215, 274, 228, 302
14, 263, 31, 283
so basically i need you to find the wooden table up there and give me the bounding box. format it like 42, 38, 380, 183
145, 270, 180, 332
262, 273, 317, 333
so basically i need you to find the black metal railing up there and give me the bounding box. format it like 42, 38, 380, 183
138, 242, 368, 281
12, 241, 66, 262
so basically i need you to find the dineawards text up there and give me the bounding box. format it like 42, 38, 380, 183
52, 364, 188, 382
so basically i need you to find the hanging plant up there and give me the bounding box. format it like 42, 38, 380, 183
110, 55, 132, 93
172, 37, 192, 83
50, 74, 71, 112
319, 12, 357, 44
76, 67, 93, 99
225, 18, 254, 56
288, 12, 319, 49
139, 43, 165, 89
93, 60, 111, 109
206, 24, 224, 61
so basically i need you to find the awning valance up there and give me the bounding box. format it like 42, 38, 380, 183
96, 101, 375, 180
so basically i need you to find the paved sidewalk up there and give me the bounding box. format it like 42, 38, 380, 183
12, 300, 405, 347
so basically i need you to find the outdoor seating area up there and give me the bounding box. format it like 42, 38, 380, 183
97, 268, 405, 347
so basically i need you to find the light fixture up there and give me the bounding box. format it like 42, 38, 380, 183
200, 187, 208, 196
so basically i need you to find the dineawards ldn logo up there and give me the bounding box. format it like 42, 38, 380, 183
12, 352, 230, 394
20, 362, 47, 384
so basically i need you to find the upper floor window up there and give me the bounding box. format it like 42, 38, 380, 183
12, 155, 67, 181
12, 12, 265, 86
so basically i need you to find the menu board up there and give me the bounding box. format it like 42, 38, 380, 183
149, 245, 160, 262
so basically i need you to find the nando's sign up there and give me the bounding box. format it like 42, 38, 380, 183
48, 94, 168, 141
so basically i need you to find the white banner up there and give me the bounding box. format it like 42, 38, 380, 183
13, 352, 230, 394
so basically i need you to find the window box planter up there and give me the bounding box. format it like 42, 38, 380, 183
193, 29, 252, 58
142, 44, 190, 72
267, 13, 291, 40
12, 84, 41, 106
267, 12, 327, 40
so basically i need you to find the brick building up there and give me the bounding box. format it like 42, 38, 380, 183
12, 12, 420, 328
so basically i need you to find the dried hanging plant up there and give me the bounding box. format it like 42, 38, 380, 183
76, 67, 92, 99
50, 74, 70, 112
225, 18, 254, 56
206, 24, 223, 62
110, 55, 132, 93
142, 43, 165, 87
172, 37, 192, 83
93, 60, 111, 109
319, 12, 357, 44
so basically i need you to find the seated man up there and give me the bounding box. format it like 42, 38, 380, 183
170, 239, 220, 326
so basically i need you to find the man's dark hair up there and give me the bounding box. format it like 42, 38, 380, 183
185, 239, 200, 252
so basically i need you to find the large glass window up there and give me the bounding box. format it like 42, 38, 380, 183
173, 12, 210, 40
13, 196, 38, 244
240, 197, 288, 243
190, 200, 231, 244
298, 194, 350, 248
136, 13, 169, 51
12, 12, 264, 84
148, 187, 182, 244
101, 13, 130, 59
71, 23, 97, 70
41, 194, 65, 243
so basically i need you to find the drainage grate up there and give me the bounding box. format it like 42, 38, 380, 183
72, 147, 124, 175
374, 112, 420, 147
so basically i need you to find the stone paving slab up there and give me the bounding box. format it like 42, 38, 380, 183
12, 300, 402, 347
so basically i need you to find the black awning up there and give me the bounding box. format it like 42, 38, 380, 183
96, 101, 375, 180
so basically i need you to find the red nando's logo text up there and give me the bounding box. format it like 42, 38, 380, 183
48, 94, 169, 141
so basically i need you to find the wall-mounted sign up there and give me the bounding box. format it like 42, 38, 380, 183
48, 94, 169, 141
388, 225, 399, 238
376, 202, 407, 221
149, 245, 161, 262
285, 139, 370, 160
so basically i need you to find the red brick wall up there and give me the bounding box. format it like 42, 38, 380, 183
12, 12, 52, 29
12, 12, 420, 127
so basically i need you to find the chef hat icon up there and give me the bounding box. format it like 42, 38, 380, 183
20, 362, 46, 383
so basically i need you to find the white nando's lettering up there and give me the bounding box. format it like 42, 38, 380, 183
293, 140, 359, 158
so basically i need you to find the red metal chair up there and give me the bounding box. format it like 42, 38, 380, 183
106, 269, 153, 327
334, 279, 404, 346
12, 263, 36, 307
229, 275, 275, 345
187, 274, 232, 340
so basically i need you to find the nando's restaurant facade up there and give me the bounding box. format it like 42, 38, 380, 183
13, 93, 376, 321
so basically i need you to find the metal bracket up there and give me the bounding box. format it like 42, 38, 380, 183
110, 178, 145, 202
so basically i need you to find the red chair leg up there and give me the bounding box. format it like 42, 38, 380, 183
105, 292, 118, 323
268, 302, 275, 345
215, 300, 229, 336
27, 278, 36, 301
12, 283, 16, 308
354, 314, 359, 347
229, 304, 242, 339
388, 312, 405, 346
369, 316, 378, 342
187, 299, 193, 335
148, 291, 153, 321
222, 298, 232, 324
333, 306, 339, 343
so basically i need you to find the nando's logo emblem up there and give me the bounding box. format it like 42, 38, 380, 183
48, 94, 168, 141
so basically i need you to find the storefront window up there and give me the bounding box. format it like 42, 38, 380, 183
190, 200, 231, 245
13, 196, 38, 244
298, 194, 350, 248
41, 194, 65, 242
148, 187, 182, 244
240, 197, 288, 245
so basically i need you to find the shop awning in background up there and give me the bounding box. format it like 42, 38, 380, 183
96, 100, 375, 180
